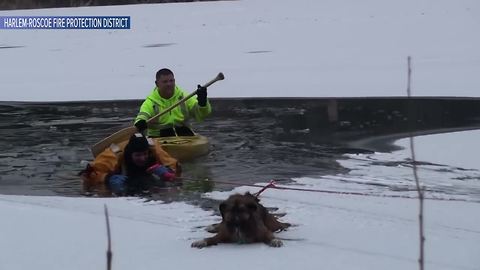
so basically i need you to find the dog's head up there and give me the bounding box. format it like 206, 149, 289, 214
219, 193, 259, 226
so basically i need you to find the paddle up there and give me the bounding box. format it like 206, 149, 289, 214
90, 72, 225, 157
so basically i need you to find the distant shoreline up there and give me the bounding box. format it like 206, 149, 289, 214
0, 0, 222, 11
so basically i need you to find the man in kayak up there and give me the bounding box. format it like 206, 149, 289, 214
134, 68, 212, 137
81, 133, 180, 195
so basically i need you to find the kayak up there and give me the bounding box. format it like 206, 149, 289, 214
90, 133, 209, 162
90, 73, 224, 159
155, 134, 209, 161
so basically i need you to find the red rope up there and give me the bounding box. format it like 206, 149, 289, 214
185, 178, 476, 203
254, 180, 276, 197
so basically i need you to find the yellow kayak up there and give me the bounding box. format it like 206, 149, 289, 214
155, 134, 209, 161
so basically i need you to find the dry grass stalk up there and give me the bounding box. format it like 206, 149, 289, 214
407, 56, 425, 270
104, 204, 113, 270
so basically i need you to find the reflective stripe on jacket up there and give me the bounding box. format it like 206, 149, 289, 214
134, 85, 211, 137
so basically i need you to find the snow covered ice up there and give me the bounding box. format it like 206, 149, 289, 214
0, 0, 479, 269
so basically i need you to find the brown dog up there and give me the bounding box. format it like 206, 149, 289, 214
191, 192, 290, 248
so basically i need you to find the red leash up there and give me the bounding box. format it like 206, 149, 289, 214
178, 177, 477, 203
254, 180, 276, 198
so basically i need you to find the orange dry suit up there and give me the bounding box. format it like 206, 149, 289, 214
81, 138, 179, 185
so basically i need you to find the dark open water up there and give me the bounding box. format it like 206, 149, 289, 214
1, 98, 480, 202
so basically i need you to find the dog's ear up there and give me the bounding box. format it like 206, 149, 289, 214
245, 192, 260, 202
247, 202, 257, 212
219, 202, 227, 218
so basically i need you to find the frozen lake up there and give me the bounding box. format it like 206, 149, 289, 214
1, 98, 479, 203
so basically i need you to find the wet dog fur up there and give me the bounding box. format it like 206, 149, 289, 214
191, 192, 290, 248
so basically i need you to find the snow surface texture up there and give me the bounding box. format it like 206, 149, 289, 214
1, 0, 479, 101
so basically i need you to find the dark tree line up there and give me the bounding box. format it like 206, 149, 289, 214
0, 0, 220, 10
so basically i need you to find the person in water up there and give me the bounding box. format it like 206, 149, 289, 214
80, 133, 180, 195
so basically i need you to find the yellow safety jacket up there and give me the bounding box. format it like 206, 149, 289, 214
135, 85, 211, 137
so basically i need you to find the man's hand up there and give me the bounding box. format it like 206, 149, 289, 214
196, 85, 208, 107
135, 120, 147, 133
